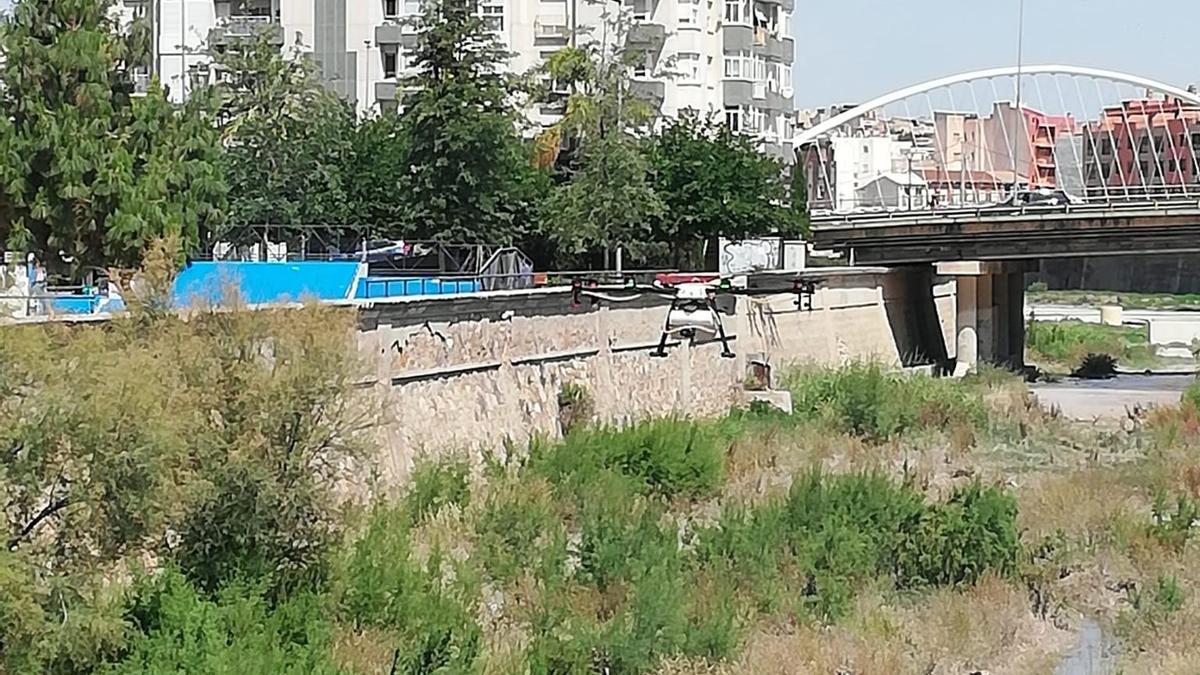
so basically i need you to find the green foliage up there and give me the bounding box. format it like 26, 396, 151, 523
648, 112, 795, 267
790, 161, 811, 236
541, 131, 664, 261
893, 482, 1021, 588
533, 14, 664, 265
1025, 319, 1154, 372
532, 417, 725, 499
785, 364, 987, 439
1149, 490, 1199, 551
209, 33, 357, 239
113, 570, 344, 674
698, 472, 1021, 621
0, 0, 226, 277
335, 505, 482, 674
400, 0, 546, 243
404, 454, 472, 526
1117, 573, 1187, 637
1182, 378, 1200, 411
473, 478, 565, 585
1, 305, 370, 664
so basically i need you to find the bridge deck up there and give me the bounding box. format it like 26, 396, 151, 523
811, 202, 1200, 264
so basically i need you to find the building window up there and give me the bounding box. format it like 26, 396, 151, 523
384, 0, 399, 19
383, 50, 398, 78
723, 52, 750, 79
403, 0, 420, 15
626, 0, 650, 20
632, 51, 653, 78
679, 0, 700, 26
725, 105, 742, 132
677, 52, 700, 83
724, 0, 747, 24
480, 0, 504, 32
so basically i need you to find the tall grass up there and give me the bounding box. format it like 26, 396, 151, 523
784, 363, 987, 439
1026, 319, 1154, 371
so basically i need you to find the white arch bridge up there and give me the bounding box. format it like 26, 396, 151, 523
797, 64, 1200, 219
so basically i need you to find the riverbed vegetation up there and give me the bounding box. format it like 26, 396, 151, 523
7, 308, 1200, 674
1026, 318, 1159, 374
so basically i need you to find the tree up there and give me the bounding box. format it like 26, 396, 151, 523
0, 0, 225, 278
790, 159, 811, 236
209, 33, 357, 249
648, 112, 797, 268
399, 0, 544, 243
534, 11, 663, 265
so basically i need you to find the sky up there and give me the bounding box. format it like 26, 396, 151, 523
794, 0, 1200, 109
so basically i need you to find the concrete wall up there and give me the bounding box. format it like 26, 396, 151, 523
357, 269, 956, 482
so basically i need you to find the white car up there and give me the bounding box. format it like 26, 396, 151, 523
996, 189, 1083, 208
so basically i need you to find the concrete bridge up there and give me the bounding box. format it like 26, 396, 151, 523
798, 63, 1200, 372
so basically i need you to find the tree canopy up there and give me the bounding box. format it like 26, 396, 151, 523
648, 112, 799, 267
0, 0, 225, 278
398, 0, 546, 243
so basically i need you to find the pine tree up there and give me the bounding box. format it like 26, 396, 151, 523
400, 0, 543, 243
0, 0, 225, 277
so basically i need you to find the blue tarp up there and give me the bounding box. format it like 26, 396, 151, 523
172, 261, 361, 307
41, 262, 489, 315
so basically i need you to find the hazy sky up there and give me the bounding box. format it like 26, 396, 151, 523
795, 0, 1200, 108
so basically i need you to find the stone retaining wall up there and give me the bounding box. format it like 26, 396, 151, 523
358, 270, 956, 484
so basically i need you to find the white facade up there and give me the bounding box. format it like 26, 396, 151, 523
827, 136, 907, 211
121, 0, 794, 155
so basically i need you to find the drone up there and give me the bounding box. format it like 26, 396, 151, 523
570, 273, 823, 359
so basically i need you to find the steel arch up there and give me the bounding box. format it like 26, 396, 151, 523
795, 65, 1200, 145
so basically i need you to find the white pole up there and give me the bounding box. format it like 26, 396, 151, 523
1010, 0, 1026, 193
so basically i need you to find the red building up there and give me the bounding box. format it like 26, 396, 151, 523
1082, 98, 1200, 193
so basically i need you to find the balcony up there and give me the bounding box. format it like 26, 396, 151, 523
627, 22, 666, 50
376, 80, 398, 102
534, 18, 570, 42
375, 21, 417, 46
208, 15, 282, 46
630, 78, 665, 108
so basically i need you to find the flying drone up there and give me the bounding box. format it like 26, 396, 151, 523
570, 273, 823, 359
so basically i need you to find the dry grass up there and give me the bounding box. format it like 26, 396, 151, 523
330, 626, 396, 675
658, 576, 1070, 675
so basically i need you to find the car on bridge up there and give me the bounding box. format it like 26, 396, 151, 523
995, 188, 1083, 209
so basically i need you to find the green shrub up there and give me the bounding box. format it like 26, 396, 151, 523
403, 454, 472, 526
334, 506, 481, 673
1149, 491, 1199, 551
576, 475, 678, 592
1026, 319, 1153, 371
894, 482, 1021, 588
474, 478, 565, 585
1183, 379, 1200, 411
175, 462, 334, 598
113, 570, 343, 674
697, 472, 1021, 621
785, 364, 986, 439
532, 417, 725, 499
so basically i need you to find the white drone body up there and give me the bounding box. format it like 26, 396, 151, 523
663, 283, 721, 339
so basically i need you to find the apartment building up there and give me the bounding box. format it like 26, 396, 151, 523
118, 0, 795, 157
1081, 97, 1200, 194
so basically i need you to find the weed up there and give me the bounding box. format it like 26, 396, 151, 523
1149, 491, 1199, 551
334, 505, 482, 673
785, 364, 986, 440
533, 418, 725, 499
404, 454, 472, 526
1026, 319, 1155, 372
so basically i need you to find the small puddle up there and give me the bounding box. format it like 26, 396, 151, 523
1055, 618, 1118, 675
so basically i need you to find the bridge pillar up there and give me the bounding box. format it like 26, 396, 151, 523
939, 261, 1028, 375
